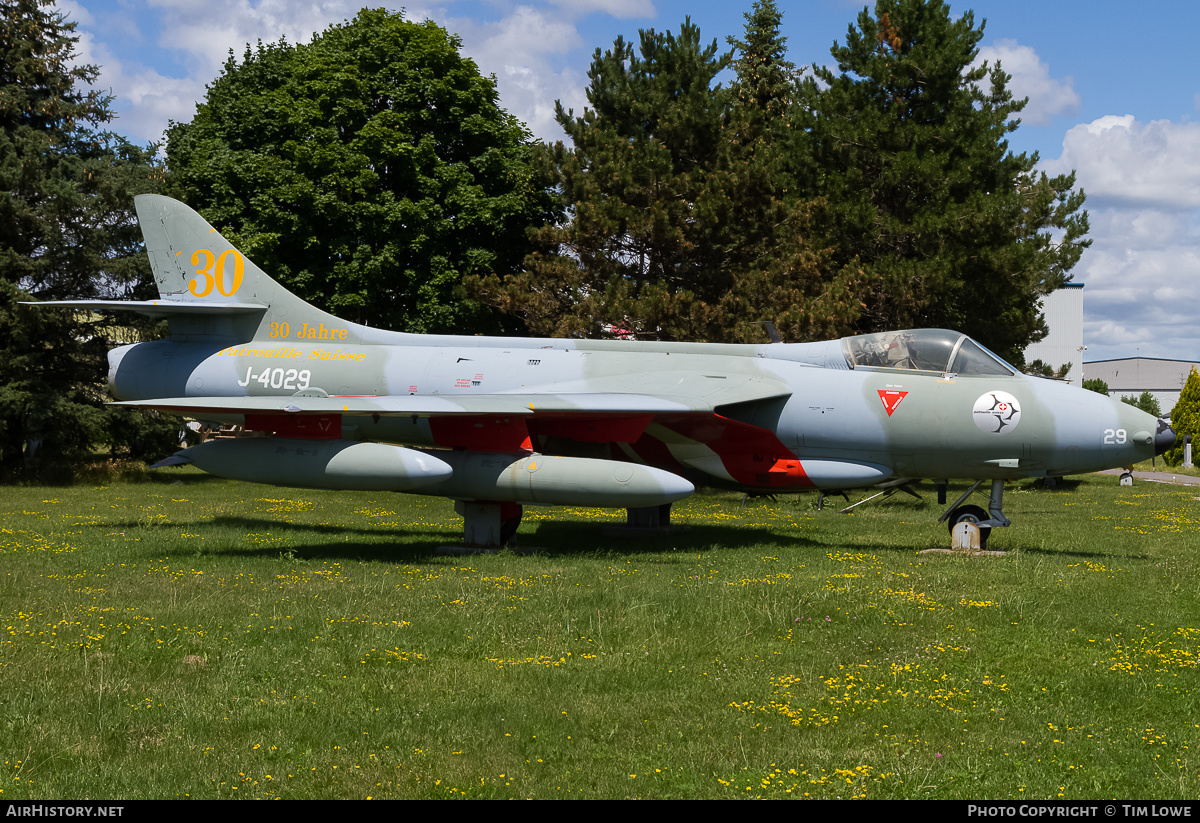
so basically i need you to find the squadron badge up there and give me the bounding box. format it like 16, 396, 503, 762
972, 391, 1022, 435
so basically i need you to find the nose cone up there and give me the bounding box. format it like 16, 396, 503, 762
1155, 418, 1177, 456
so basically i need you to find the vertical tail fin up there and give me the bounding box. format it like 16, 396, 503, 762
135, 195, 363, 343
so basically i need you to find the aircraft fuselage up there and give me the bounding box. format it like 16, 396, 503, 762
34, 195, 1173, 547
107, 328, 1164, 491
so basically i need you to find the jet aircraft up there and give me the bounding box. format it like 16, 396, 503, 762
32, 195, 1175, 548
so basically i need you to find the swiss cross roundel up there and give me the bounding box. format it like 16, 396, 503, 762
972, 391, 1022, 435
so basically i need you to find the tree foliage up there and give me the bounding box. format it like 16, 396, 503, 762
0, 0, 163, 478
797, 0, 1089, 364
1027, 359, 1072, 379
1081, 378, 1110, 395
470, 9, 861, 343
1120, 390, 1161, 419
166, 8, 557, 335
1165, 368, 1200, 466
718, 1, 864, 343
0, 283, 106, 476
727, 0, 794, 121
472, 20, 737, 341
473, 0, 1087, 350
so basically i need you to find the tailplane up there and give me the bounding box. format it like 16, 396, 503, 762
30, 195, 362, 344
135, 195, 360, 343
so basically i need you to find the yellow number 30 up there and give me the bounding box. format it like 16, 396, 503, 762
189, 249, 245, 297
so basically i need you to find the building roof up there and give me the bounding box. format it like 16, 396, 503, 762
1083, 357, 1198, 392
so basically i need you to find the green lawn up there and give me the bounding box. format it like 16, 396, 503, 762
1, 469, 1197, 799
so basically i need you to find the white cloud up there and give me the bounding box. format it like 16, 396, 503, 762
118, 70, 207, 143
449, 5, 589, 142
1090, 207, 1186, 251
975, 39, 1079, 127
58, 0, 95, 26
88, 1, 598, 143
546, 0, 653, 15
1087, 319, 1153, 348
145, 0, 375, 77
1073, 209, 1200, 360
76, 1, 563, 142
1045, 115, 1200, 210
1042, 115, 1200, 360
480, 5, 583, 58
64, 16, 198, 144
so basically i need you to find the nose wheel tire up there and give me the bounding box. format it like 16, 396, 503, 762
947, 504, 991, 550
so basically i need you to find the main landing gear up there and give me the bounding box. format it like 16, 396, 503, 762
938, 479, 1011, 550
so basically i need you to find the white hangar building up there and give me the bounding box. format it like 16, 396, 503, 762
1023, 283, 1085, 385
1022, 282, 1196, 417
1081, 357, 1197, 418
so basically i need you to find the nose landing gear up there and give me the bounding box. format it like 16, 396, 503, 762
945, 503, 991, 549
939, 479, 1011, 550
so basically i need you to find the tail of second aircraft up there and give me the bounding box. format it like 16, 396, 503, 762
134, 195, 366, 344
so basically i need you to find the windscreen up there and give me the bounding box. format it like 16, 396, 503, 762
842, 330, 1013, 376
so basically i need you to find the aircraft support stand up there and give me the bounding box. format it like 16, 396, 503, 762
937, 479, 1010, 551
626, 503, 672, 528
447, 501, 524, 551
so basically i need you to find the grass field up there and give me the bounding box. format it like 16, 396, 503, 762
1, 468, 1198, 799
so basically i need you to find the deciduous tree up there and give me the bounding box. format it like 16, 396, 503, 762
166, 9, 557, 335
1121, 390, 1161, 419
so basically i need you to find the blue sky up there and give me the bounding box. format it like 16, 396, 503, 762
62, 0, 1200, 364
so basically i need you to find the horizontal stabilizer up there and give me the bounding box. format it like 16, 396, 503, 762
24, 299, 267, 318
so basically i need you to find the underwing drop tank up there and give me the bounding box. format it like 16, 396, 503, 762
160, 439, 454, 491
160, 439, 693, 509
413, 450, 694, 508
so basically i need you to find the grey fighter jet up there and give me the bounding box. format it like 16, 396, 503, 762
31, 196, 1175, 547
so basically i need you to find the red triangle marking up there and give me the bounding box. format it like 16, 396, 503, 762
878, 389, 908, 417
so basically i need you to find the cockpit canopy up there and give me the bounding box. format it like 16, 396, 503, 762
842, 330, 1014, 376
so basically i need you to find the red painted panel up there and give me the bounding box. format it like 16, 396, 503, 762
621, 413, 814, 489
244, 413, 342, 439
528, 413, 653, 443
428, 416, 530, 451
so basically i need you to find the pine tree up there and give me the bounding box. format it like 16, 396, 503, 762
471, 12, 861, 344
718, 0, 862, 343
1165, 368, 1200, 466
0, 0, 163, 477
470, 20, 736, 341
1027, 359, 1072, 379
799, 0, 1089, 364
727, 0, 794, 122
